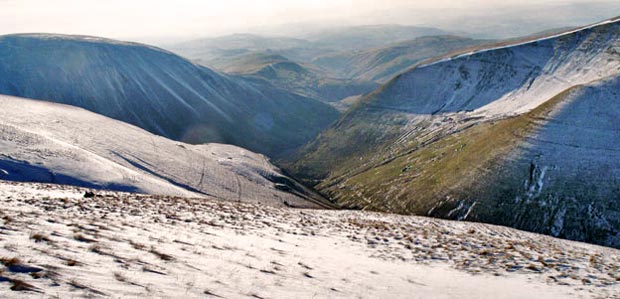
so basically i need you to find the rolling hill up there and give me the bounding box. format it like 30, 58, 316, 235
214, 52, 378, 103
169, 34, 329, 65
312, 35, 489, 83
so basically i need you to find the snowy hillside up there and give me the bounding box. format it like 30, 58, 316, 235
287, 17, 620, 248
368, 18, 620, 118
0, 34, 339, 158
0, 180, 618, 298
0, 95, 330, 208
451, 77, 620, 247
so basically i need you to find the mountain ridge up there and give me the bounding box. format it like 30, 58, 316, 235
286, 16, 620, 247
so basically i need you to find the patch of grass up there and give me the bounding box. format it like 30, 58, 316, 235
65, 259, 81, 267
89, 245, 105, 255
10, 279, 39, 292
318, 86, 578, 214
68, 280, 107, 296
0, 257, 21, 267
129, 240, 146, 251
113, 272, 127, 282
30, 233, 51, 243
2, 215, 13, 224
149, 247, 174, 261
73, 234, 97, 243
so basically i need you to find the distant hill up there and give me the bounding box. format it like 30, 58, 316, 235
170, 33, 329, 64
302, 25, 448, 51
212, 51, 378, 103
312, 35, 489, 83
0, 34, 339, 158
167, 26, 482, 103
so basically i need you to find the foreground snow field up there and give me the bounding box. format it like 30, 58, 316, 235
0, 181, 618, 298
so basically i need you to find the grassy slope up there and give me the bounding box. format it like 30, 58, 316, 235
311, 86, 578, 213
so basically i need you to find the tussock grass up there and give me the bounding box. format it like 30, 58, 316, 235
0, 257, 21, 267
65, 259, 81, 267
30, 233, 51, 243
10, 279, 39, 292
149, 247, 174, 261
73, 234, 97, 243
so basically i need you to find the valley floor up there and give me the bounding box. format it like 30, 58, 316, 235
0, 180, 618, 298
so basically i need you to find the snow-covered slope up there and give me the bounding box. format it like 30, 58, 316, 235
287, 17, 620, 247
0, 34, 339, 158
1, 180, 618, 298
368, 18, 620, 118
451, 77, 620, 247
0, 95, 330, 208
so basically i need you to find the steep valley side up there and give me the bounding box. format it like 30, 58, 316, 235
285, 18, 620, 248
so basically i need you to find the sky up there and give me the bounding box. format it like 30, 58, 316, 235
0, 0, 618, 43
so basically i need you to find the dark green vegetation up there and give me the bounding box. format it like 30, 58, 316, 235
288, 80, 620, 248
300, 86, 575, 210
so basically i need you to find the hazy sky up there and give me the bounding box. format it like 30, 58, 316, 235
0, 0, 618, 43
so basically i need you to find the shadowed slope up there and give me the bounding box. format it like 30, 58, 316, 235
0, 34, 339, 158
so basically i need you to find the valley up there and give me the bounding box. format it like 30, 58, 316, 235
0, 34, 338, 158
286, 17, 620, 248
1, 4, 620, 297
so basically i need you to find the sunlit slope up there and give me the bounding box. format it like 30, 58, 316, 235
0, 95, 330, 208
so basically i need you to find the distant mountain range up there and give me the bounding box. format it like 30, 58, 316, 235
286, 17, 620, 247
209, 52, 378, 103
0, 34, 339, 158
300, 25, 449, 51
168, 26, 490, 106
